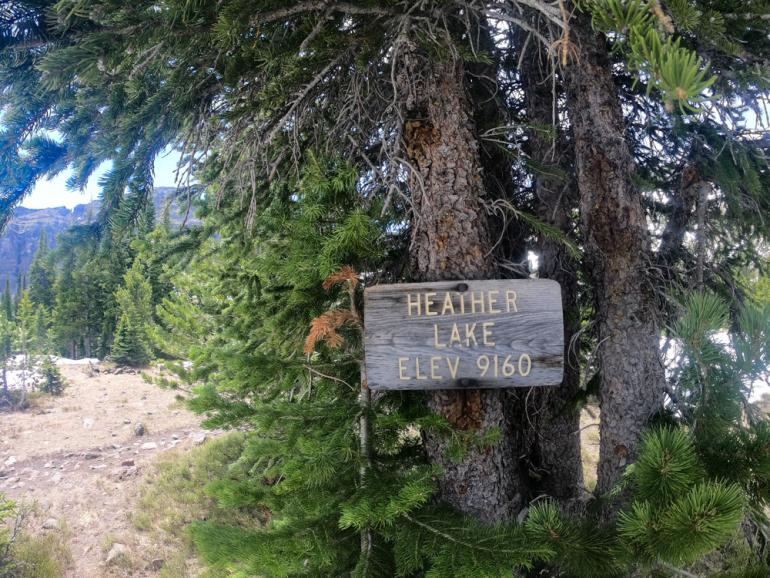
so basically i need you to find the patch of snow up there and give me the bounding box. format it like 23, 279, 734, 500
3, 356, 100, 390
5, 368, 41, 391
50, 356, 100, 365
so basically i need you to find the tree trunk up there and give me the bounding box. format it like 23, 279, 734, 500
1, 364, 8, 403
659, 160, 701, 263
397, 40, 526, 523
520, 41, 584, 500
565, 16, 665, 498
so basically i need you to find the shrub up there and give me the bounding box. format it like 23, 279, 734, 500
0, 494, 18, 575
9, 532, 72, 578
38, 358, 65, 396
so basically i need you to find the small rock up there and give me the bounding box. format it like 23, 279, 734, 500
121, 459, 135, 467
140, 442, 157, 451
111, 466, 138, 481
83, 452, 100, 460
105, 543, 128, 565
42, 518, 58, 530
192, 433, 208, 446
83, 418, 94, 429
123, 418, 131, 424
3, 456, 16, 467
147, 559, 165, 572
171, 434, 179, 440
89, 464, 107, 470
134, 423, 146, 437
43, 462, 53, 469
51, 472, 62, 483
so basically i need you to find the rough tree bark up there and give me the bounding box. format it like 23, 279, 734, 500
520, 41, 584, 500
565, 16, 666, 498
396, 39, 526, 524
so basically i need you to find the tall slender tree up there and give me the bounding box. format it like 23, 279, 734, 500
110, 260, 153, 366
28, 228, 55, 310
2, 280, 12, 323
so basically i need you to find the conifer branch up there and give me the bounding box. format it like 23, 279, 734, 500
298, 10, 332, 55
483, 9, 552, 46
723, 12, 770, 21
251, 1, 399, 25
657, 562, 700, 578
303, 365, 355, 391
493, 0, 564, 24
263, 50, 350, 148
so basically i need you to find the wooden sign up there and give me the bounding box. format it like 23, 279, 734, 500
363, 280, 563, 390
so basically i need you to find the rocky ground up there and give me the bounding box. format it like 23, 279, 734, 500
0, 361, 213, 577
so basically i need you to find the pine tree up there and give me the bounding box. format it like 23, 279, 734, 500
110, 260, 153, 366
33, 306, 49, 355
38, 356, 65, 396
48, 223, 140, 358
14, 292, 38, 356
149, 159, 756, 576
12, 274, 23, 316
28, 228, 55, 310
1, 280, 11, 323
0, 311, 13, 409
14, 291, 39, 399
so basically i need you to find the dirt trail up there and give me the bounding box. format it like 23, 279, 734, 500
0, 362, 212, 577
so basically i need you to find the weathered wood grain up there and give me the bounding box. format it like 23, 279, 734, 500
364, 279, 563, 390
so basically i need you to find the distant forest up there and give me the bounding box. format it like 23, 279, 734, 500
0, 187, 192, 360
0, 187, 180, 293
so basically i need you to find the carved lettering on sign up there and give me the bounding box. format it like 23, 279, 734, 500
364, 280, 563, 390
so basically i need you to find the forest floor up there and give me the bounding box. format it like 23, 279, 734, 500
0, 361, 214, 578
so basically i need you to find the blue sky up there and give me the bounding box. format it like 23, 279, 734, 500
21, 151, 182, 209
